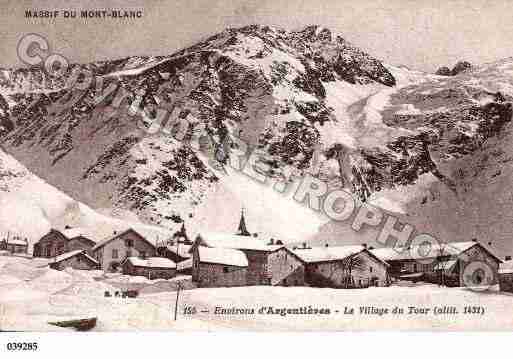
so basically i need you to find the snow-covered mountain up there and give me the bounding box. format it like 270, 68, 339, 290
1, 25, 512, 254
0, 148, 177, 249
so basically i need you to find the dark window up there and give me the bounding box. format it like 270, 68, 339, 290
126, 239, 134, 247
112, 249, 118, 259
140, 251, 146, 259
370, 267, 373, 273
223, 267, 229, 273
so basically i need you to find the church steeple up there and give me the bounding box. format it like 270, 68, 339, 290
236, 208, 251, 236
173, 222, 191, 244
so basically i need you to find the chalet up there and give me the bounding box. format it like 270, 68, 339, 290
49, 250, 100, 271
191, 233, 305, 286
33, 228, 95, 258
192, 246, 248, 288
499, 260, 513, 293
60, 228, 96, 255
371, 240, 501, 287
0, 235, 29, 254
92, 228, 156, 272
122, 257, 177, 279
294, 245, 389, 288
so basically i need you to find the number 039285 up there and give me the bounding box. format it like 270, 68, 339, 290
6, 342, 38, 351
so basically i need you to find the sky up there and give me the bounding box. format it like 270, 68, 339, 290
1, 0, 512, 71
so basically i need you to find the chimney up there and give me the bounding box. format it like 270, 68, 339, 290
303, 242, 307, 249
325, 243, 329, 247
488, 241, 492, 246
362, 243, 368, 249
368, 246, 374, 250
472, 238, 478, 242
506, 256, 512, 261
270, 238, 275, 245
65, 225, 72, 229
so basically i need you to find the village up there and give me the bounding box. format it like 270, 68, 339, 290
2, 209, 513, 295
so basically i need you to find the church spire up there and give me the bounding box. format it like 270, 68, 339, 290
236, 208, 251, 236
173, 221, 191, 244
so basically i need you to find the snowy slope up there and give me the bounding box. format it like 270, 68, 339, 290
0, 24, 396, 241
0, 149, 177, 250
313, 59, 513, 256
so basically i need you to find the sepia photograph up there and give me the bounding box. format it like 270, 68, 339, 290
1, 1, 513, 347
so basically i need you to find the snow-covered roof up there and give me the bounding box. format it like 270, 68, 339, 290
371, 241, 492, 262
126, 257, 176, 269
293, 245, 366, 264
92, 228, 153, 251
165, 244, 192, 258
198, 246, 248, 267
499, 261, 513, 274
52, 250, 98, 265
61, 228, 88, 239
177, 258, 193, 271
197, 232, 283, 252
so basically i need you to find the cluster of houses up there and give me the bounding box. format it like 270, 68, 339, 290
32, 225, 192, 278
9, 210, 513, 292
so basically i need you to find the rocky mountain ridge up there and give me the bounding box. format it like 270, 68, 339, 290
1, 25, 512, 253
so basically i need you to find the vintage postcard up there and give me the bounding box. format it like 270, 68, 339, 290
1, 0, 513, 334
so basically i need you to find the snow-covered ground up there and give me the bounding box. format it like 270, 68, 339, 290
1, 255, 513, 331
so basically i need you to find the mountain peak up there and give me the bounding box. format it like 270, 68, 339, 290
222, 24, 285, 38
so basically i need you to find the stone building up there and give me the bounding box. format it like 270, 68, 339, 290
265, 246, 305, 286
371, 240, 501, 287
92, 229, 156, 272
60, 228, 96, 256
122, 257, 177, 279
33, 228, 95, 258
192, 246, 248, 288
295, 245, 389, 288
191, 232, 305, 286
49, 250, 100, 271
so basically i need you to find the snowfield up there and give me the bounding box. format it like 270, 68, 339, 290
1, 256, 513, 331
